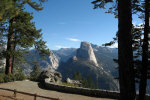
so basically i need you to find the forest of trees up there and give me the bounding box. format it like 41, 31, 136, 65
0, 0, 150, 100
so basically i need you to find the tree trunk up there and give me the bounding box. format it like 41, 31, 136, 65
5, 19, 14, 74
6, 0, 16, 74
11, 49, 15, 74
139, 0, 149, 100
118, 0, 136, 100
11, 32, 16, 74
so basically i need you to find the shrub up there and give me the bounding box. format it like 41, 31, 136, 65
15, 73, 26, 81
0, 73, 5, 83
0, 73, 15, 83
30, 62, 41, 81
0, 72, 26, 83
3, 74, 16, 82
30, 74, 40, 81
0, 68, 5, 73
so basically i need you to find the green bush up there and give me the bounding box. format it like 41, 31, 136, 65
0, 72, 26, 83
0, 73, 5, 83
15, 73, 26, 81
30, 74, 40, 81
3, 74, 16, 82
30, 62, 41, 81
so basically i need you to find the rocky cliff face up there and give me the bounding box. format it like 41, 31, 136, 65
22, 50, 59, 75
76, 42, 98, 66
48, 52, 59, 69
57, 42, 119, 91
53, 48, 76, 62
0, 59, 5, 69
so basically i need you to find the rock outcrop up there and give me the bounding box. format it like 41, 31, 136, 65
66, 78, 82, 86
0, 59, 5, 69
48, 52, 59, 69
76, 42, 98, 66
53, 48, 77, 62
39, 70, 62, 84
23, 50, 59, 75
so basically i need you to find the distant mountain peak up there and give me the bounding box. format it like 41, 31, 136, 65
76, 42, 98, 66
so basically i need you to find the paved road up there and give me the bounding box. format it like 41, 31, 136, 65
0, 80, 116, 100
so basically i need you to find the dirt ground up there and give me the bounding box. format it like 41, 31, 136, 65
0, 80, 116, 100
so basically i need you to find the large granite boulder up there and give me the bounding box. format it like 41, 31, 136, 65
39, 70, 62, 84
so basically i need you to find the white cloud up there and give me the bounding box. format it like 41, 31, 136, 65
67, 38, 80, 42
56, 45, 68, 49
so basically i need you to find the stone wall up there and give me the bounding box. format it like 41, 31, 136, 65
44, 81, 150, 99
44, 81, 119, 99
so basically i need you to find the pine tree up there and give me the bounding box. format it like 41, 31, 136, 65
118, 1, 136, 99
93, 1, 150, 99
73, 71, 82, 80
0, 0, 49, 74
0, 0, 15, 21
139, 0, 149, 99
0, 21, 7, 66
30, 61, 41, 81
73, 71, 98, 89
92, 0, 136, 99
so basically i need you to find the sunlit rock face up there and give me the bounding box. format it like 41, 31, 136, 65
76, 42, 98, 66
22, 50, 60, 75
0, 59, 5, 68
48, 52, 59, 69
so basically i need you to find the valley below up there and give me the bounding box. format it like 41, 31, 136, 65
23, 42, 119, 91
1, 41, 150, 95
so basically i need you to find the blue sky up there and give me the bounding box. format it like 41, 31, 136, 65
26, 0, 143, 50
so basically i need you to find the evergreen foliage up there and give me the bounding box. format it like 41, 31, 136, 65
139, 0, 149, 99
0, 0, 15, 21
73, 71, 82, 80
73, 71, 98, 89
91, 0, 146, 18
92, 0, 136, 99
0, 0, 49, 75
92, 1, 150, 99
0, 69, 26, 83
30, 61, 41, 81
14, 66, 26, 80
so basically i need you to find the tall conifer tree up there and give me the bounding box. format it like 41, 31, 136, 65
92, 0, 136, 99
0, 0, 49, 74
139, 0, 149, 99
